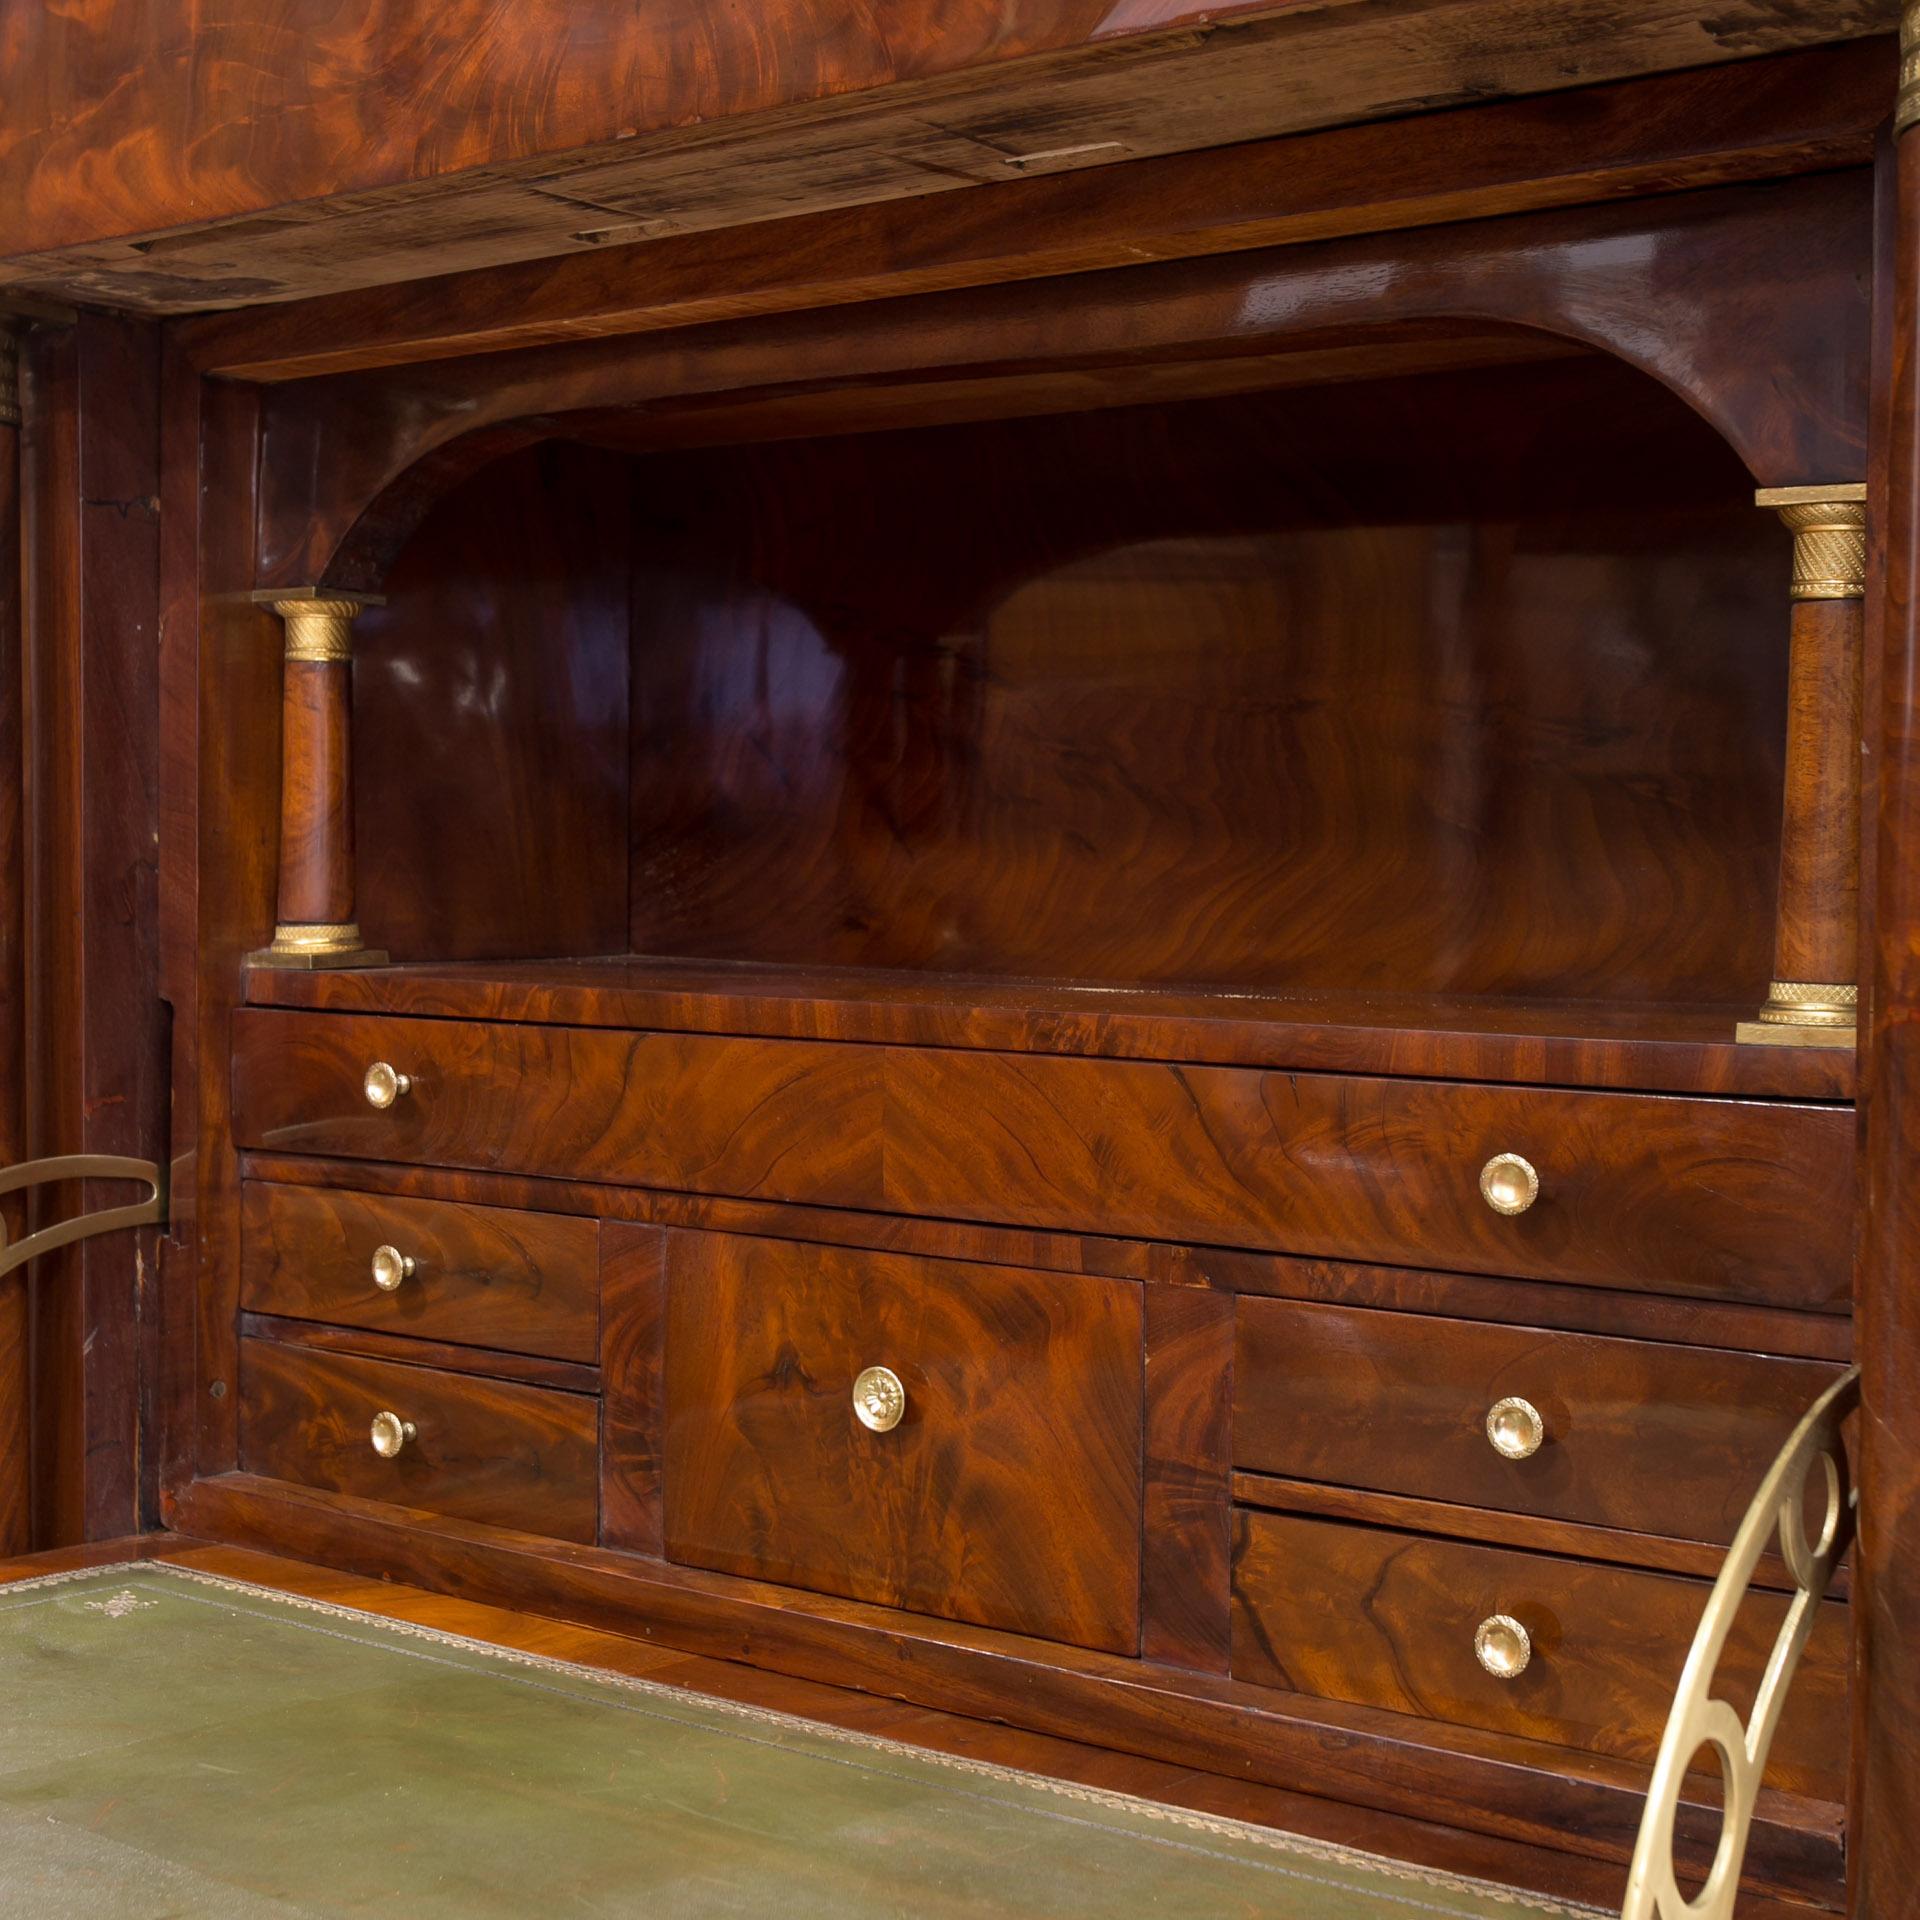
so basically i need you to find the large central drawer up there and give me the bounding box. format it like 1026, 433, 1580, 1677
658, 1232, 1143, 1654
231, 1007, 1851, 1304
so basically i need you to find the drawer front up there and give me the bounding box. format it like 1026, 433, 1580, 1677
242, 1182, 599, 1361
239, 1339, 598, 1543
1232, 1510, 1847, 1799
232, 1007, 880, 1205
660, 1232, 1143, 1654
1235, 1300, 1843, 1545
233, 1007, 1849, 1306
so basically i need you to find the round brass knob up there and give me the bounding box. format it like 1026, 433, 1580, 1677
1479, 1152, 1539, 1217
1474, 1613, 1532, 1680
852, 1365, 906, 1434
369, 1410, 417, 1459
363, 1061, 411, 1110
1486, 1396, 1545, 1460
369, 1244, 415, 1293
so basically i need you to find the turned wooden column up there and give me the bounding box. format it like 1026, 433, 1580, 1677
1737, 483, 1866, 1049
0, 324, 26, 1558
247, 591, 386, 969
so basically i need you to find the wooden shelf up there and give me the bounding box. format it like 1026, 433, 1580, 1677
246, 955, 1853, 1100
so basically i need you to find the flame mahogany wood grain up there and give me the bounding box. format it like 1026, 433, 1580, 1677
248, 959, 1856, 1101
600, 1222, 666, 1559
238, 1338, 597, 1544
164, 1472, 1848, 1908
180, 43, 1894, 383
1774, 597, 1866, 991
1234, 1300, 1845, 1545
228, 1006, 1853, 1308
1230, 1511, 1850, 1802
239, 1181, 600, 1362
2, 8, 1893, 312
662, 1232, 1143, 1654
1141, 1286, 1234, 1673
1231, 1473, 1846, 1601
274, 660, 354, 926
248, 172, 1871, 592
239, 1150, 1854, 1364
236, 1313, 598, 1395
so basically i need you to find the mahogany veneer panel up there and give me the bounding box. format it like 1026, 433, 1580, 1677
1234, 1301, 1845, 1545
231, 1008, 1850, 1306
248, 959, 1856, 1099
1231, 1511, 1849, 1801
239, 1339, 598, 1543
241, 1182, 599, 1362
661, 1232, 1142, 1655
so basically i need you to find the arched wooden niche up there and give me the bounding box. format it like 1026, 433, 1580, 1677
245, 169, 1871, 1038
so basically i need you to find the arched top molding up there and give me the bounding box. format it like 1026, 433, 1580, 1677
249, 169, 1873, 595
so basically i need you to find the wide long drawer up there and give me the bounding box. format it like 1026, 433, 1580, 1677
1235, 1299, 1845, 1545
241, 1182, 599, 1361
1231, 1510, 1848, 1800
658, 1232, 1143, 1654
231, 1007, 1851, 1305
239, 1339, 599, 1543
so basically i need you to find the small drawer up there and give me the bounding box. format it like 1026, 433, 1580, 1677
1234, 1299, 1844, 1546
1231, 1510, 1847, 1799
239, 1338, 598, 1543
658, 1232, 1143, 1654
241, 1183, 599, 1361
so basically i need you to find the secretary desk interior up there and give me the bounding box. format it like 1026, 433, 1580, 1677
12, 17, 1920, 1918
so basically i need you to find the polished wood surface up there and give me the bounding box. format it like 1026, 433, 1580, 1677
21, 312, 166, 1546
0, 327, 24, 1559
273, 657, 354, 928
253, 172, 1871, 593
167, 1473, 1847, 1908
251, 959, 1855, 1100
662, 1232, 1143, 1655
1232, 1472, 1844, 1600
600, 1222, 666, 1559
181, 44, 1893, 383
1230, 1511, 1850, 1800
239, 1337, 597, 1543
1141, 1286, 1234, 1674
240, 1181, 599, 1362
1773, 595, 1865, 992
1855, 87, 1920, 1920
230, 1007, 1852, 1306
236, 1313, 598, 1396
1234, 1300, 1845, 1545
353, 444, 631, 962
0, 7, 1892, 312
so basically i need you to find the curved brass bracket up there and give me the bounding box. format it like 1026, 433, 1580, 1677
1622, 1365, 1860, 1920
0, 1155, 166, 1281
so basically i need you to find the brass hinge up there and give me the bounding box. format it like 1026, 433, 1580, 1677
0, 1155, 166, 1280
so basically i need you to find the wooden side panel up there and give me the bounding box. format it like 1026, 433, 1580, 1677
1231, 1510, 1850, 1802
21, 312, 166, 1545
239, 1337, 598, 1544
1141, 1284, 1234, 1672
1234, 1300, 1845, 1545
240, 1182, 600, 1361
600, 1220, 667, 1558
661, 1232, 1143, 1654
